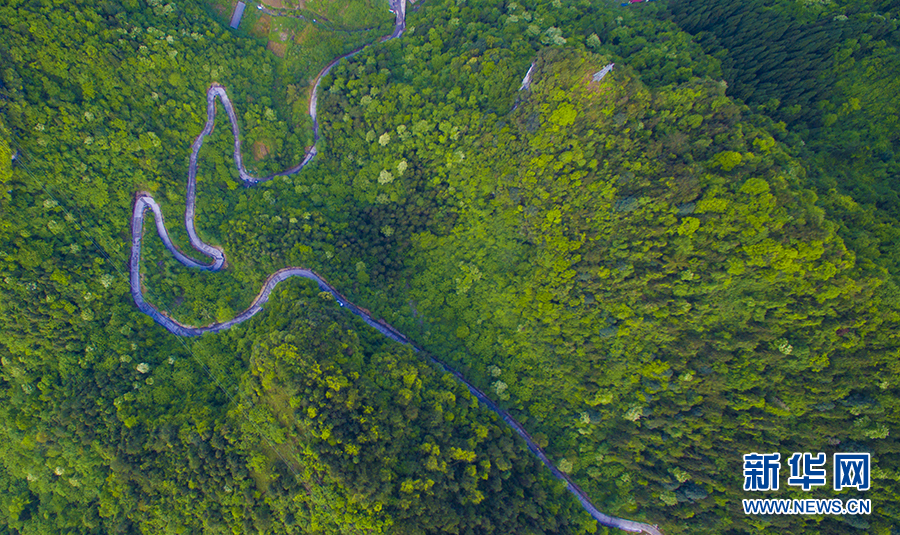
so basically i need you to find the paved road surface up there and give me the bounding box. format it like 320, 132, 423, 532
129, 4, 663, 533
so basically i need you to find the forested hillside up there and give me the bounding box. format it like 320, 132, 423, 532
663, 0, 900, 278
306, 2, 900, 527
1, 0, 898, 534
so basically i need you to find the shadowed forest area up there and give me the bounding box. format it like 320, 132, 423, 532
1, 0, 898, 533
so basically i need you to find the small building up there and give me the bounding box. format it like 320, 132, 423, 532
230, 1, 246, 29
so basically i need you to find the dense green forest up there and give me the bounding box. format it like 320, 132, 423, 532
663, 0, 900, 278
1, 0, 898, 533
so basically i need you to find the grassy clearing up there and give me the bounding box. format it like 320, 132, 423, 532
261, 0, 391, 29
304, 0, 392, 29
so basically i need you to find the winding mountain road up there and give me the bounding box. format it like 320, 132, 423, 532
129, 3, 661, 534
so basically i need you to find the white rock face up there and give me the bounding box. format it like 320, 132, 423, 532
592, 63, 615, 82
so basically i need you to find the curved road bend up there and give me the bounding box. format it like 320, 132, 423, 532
130, 3, 661, 534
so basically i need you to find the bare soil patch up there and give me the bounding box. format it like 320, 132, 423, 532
253, 141, 271, 161
293, 23, 315, 46
252, 14, 272, 38
267, 40, 288, 57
